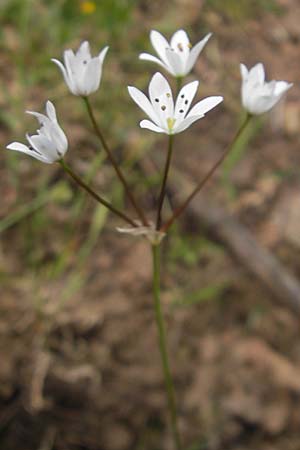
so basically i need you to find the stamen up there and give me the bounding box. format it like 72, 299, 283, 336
161, 105, 166, 111
177, 43, 184, 52
188, 42, 192, 49
166, 93, 171, 98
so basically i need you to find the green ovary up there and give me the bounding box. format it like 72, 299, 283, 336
167, 118, 176, 132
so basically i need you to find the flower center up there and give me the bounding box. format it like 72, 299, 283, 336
167, 118, 176, 132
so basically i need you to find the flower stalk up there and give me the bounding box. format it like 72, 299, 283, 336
59, 159, 137, 227
156, 134, 174, 230
151, 243, 182, 450
82, 96, 148, 226
161, 113, 252, 232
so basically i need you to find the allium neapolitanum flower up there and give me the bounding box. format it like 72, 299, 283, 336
240, 63, 293, 115
52, 41, 109, 96
128, 72, 223, 135
6, 101, 68, 164
139, 29, 212, 77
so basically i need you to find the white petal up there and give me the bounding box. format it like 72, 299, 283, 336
173, 115, 204, 134
170, 29, 190, 49
150, 30, 170, 65
140, 120, 166, 134
6, 141, 50, 163
7, 142, 32, 153
274, 81, 293, 96
49, 123, 68, 155
46, 101, 57, 122
51, 58, 74, 92
26, 110, 49, 126
99, 46, 109, 64
187, 96, 223, 117
186, 33, 212, 74
139, 52, 169, 71
128, 86, 158, 124
27, 134, 60, 162
148, 72, 172, 101
63, 49, 76, 76
175, 80, 199, 121
148, 72, 174, 127
240, 63, 248, 81
165, 48, 183, 75
83, 57, 101, 95
249, 63, 265, 84
76, 41, 91, 62
63, 50, 82, 95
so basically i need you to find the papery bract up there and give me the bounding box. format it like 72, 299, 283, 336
139, 29, 211, 77
240, 63, 292, 115
117, 221, 166, 245
52, 41, 109, 96
128, 72, 223, 135
6, 101, 68, 164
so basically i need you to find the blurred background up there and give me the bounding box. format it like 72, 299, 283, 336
1, 0, 300, 449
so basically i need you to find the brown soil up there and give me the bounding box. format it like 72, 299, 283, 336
1, 1, 300, 449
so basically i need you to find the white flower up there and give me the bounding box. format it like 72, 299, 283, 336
6, 101, 68, 164
139, 29, 212, 77
128, 72, 223, 135
52, 41, 109, 96
240, 63, 293, 115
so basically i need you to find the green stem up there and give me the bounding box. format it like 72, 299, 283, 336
156, 135, 174, 230
59, 159, 137, 227
176, 77, 183, 92
82, 96, 148, 226
161, 113, 252, 232
151, 244, 182, 450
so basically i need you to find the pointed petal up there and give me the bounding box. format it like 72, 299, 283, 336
175, 80, 199, 121
148, 72, 174, 127
82, 57, 101, 95
187, 96, 223, 117
46, 101, 57, 122
165, 48, 183, 75
51, 58, 75, 93
186, 33, 212, 74
49, 123, 68, 155
98, 45, 109, 64
170, 29, 190, 49
27, 134, 59, 162
139, 52, 169, 71
7, 142, 32, 153
240, 63, 248, 81
274, 81, 293, 96
150, 30, 170, 65
26, 110, 49, 125
173, 115, 204, 134
76, 41, 91, 62
249, 63, 265, 84
6, 141, 50, 163
148, 72, 172, 102
140, 120, 166, 133
128, 86, 158, 123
